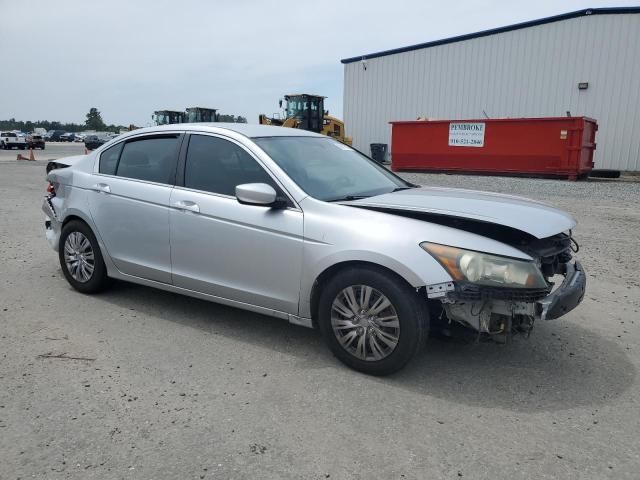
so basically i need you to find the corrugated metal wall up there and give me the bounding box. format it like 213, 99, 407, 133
343, 13, 640, 171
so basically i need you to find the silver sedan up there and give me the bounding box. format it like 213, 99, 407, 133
42, 124, 585, 374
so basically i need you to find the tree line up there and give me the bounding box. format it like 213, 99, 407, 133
218, 114, 248, 123
1, 107, 247, 133
1, 108, 129, 133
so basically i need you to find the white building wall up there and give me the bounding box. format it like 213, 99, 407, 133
343, 13, 640, 171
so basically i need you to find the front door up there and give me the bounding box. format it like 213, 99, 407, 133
169, 133, 303, 314
88, 134, 182, 283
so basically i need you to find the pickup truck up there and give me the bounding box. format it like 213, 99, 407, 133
0, 132, 27, 150
27, 134, 46, 150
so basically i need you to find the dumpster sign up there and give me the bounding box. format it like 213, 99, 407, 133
448, 122, 485, 147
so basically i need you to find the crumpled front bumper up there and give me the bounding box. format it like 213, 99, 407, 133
428, 260, 586, 333
536, 261, 586, 320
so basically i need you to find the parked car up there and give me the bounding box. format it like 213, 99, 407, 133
1, 131, 27, 149
74, 133, 86, 143
83, 134, 111, 151
42, 124, 586, 375
27, 134, 46, 150
59, 132, 74, 142
48, 130, 66, 142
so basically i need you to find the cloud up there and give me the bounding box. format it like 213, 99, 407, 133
0, 0, 634, 126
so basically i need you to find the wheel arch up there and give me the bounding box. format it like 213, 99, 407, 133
308, 260, 422, 328
59, 210, 118, 276
62, 213, 90, 228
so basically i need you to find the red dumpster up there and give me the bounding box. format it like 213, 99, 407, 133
390, 117, 597, 180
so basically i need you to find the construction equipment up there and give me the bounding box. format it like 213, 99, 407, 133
259, 94, 351, 144
152, 110, 186, 126
152, 107, 218, 126
185, 107, 219, 123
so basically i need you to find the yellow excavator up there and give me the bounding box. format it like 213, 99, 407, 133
259, 94, 351, 145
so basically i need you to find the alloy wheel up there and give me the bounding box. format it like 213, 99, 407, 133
63, 231, 95, 283
330, 285, 400, 361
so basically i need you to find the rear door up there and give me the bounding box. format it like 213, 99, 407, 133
88, 133, 183, 283
169, 133, 304, 314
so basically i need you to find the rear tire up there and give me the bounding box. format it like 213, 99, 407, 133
317, 266, 428, 375
59, 220, 110, 294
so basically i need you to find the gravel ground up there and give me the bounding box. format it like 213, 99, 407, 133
0, 142, 85, 163
1, 159, 639, 479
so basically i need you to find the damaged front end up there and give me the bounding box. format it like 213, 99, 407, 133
344, 187, 586, 341
423, 232, 586, 341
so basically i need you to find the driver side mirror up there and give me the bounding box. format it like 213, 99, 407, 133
235, 183, 287, 209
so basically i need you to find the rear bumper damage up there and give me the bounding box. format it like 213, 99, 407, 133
427, 261, 586, 337
42, 197, 61, 251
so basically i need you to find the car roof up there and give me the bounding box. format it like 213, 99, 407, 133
116, 123, 325, 140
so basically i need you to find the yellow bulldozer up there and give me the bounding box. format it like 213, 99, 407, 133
259, 94, 351, 145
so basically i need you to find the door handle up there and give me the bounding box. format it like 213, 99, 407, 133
92, 182, 111, 193
172, 200, 200, 213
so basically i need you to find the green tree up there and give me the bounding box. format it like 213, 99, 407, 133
216, 114, 247, 123
85, 108, 106, 130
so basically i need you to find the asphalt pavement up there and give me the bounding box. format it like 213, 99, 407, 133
1, 150, 639, 479
0, 141, 86, 163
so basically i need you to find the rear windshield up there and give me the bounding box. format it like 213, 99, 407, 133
32, 135, 42, 139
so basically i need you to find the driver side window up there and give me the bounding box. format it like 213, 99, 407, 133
184, 135, 279, 197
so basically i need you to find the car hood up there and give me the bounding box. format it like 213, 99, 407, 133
343, 186, 576, 239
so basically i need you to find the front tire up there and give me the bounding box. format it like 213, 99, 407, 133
59, 220, 110, 293
318, 267, 428, 375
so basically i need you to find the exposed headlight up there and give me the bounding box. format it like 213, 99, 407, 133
420, 242, 548, 289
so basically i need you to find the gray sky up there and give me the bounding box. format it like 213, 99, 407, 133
1, 0, 636, 126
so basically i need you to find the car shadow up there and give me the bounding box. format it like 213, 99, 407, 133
97, 281, 635, 413
392, 321, 635, 412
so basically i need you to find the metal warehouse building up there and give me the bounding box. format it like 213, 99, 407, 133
342, 7, 640, 172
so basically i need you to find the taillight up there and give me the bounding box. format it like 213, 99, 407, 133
46, 182, 56, 196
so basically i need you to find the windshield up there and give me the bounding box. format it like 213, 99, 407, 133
285, 97, 322, 119
253, 137, 410, 201
285, 99, 304, 118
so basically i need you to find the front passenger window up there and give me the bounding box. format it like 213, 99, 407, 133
184, 135, 277, 196
116, 136, 179, 184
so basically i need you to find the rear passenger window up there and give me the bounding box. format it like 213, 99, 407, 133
99, 143, 122, 175
116, 136, 179, 184
184, 135, 277, 196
